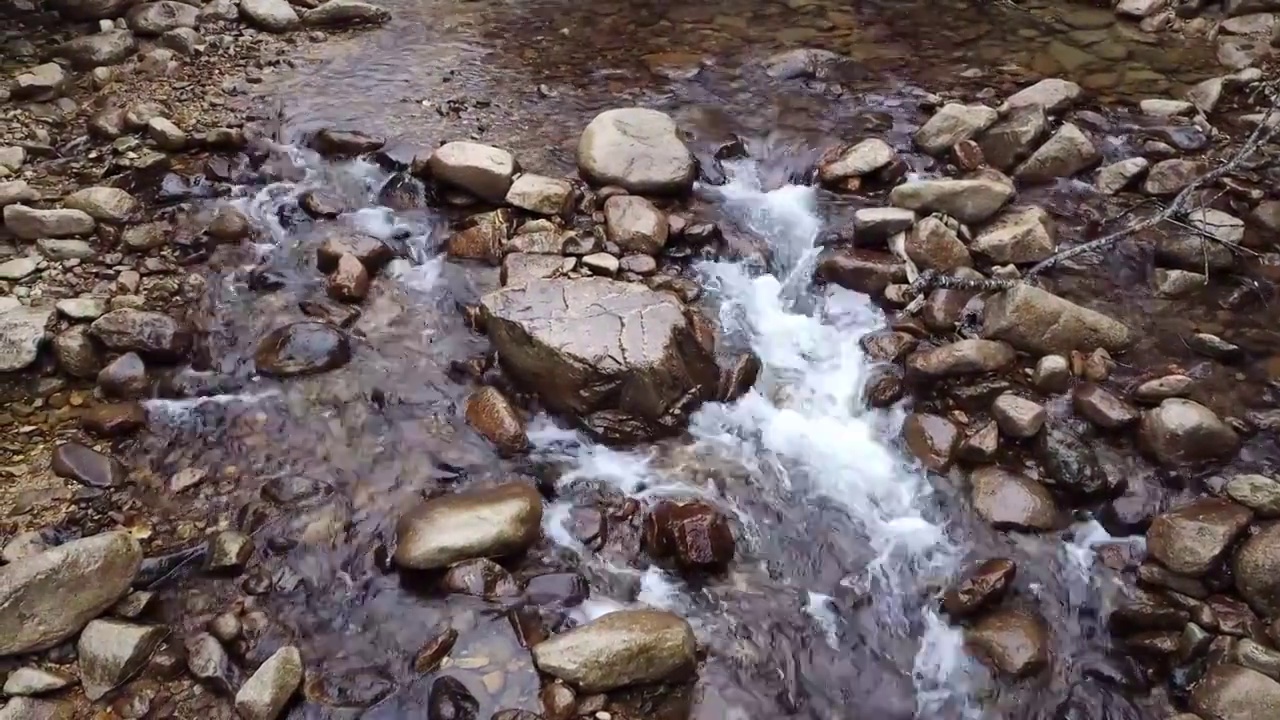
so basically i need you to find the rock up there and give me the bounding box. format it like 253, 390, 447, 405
852, 207, 916, 243
943, 558, 1017, 618
1032, 355, 1071, 393
55, 30, 136, 70
761, 47, 844, 79
207, 531, 253, 572
977, 106, 1049, 171
1140, 99, 1195, 117
80, 402, 146, 437
98, 353, 148, 398
1014, 123, 1098, 183
1, 306, 54, 372
235, 646, 303, 720
501, 253, 565, 285
159, 27, 203, 55
1133, 375, 1193, 404
888, 169, 1015, 224
603, 195, 668, 255
1, 180, 41, 207
643, 501, 735, 570
441, 558, 520, 599
326, 253, 370, 302
56, 297, 108, 321
906, 338, 1013, 379
577, 108, 695, 194
0, 256, 38, 281
1033, 424, 1106, 496
1253, 200, 1280, 236
992, 394, 1046, 438
981, 285, 1131, 355
413, 629, 457, 674
818, 139, 896, 182
1154, 268, 1207, 298
427, 676, 479, 720
815, 248, 908, 296
1072, 384, 1138, 429
77, 619, 165, 700
914, 104, 998, 155
1236, 522, 1280, 616
581, 252, 619, 276
310, 129, 383, 157
1138, 398, 1240, 466
1187, 207, 1246, 247
317, 231, 393, 272
301, 0, 390, 26
147, 117, 186, 151
207, 206, 251, 243
1187, 332, 1242, 362
4, 205, 95, 239
971, 205, 1056, 264
50, 0, 130, 19
1227, 475, 1280, 517
531, 610, 695, 692
89, 309, 189, 361
967, 608, 1050, 678
481, 279, 716, 433
971, 466, 1060, 531
0, 697, 72, 720
1142, 159, 1207, 196
1001, 78, 1082, 114
186, 633, 237, 695
1094, 157, 1150, 195
465, 386, 527, 455
125, 1, 197, 35
393, 483, 543, 570
2, 667, 74, 696
1116, 0, 1170, 16
958, 421, 1000, 462
11, 63, 67, 102
902, 413, 959, 471
428, 142, 516, 202
51, 442, 126, 487
63, 187, 138, 223
1218, 36, 1270, 69
1147, 498, 1252, 577
1190, 664, 1280, 720
238, 0, 300, 31
505, 174, 575, 216
904, 215, 972, 271
254, 322, 350, 377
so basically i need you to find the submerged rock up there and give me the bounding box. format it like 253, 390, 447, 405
531, 610, 695, 692
1034, 425, 1106, 496
1148, 498, 1252, 577
1138, 398, 1240, 466
393, 482, 543, 570
903, 413, 959, 471
943, 558, 1017, 618
52, 442, 127, 487
427, 676, 479, 720
254, 322, 351, 377
981, 285, 1130, 355
966, 608, 1050, 678
0, 531, 142, 656
1094, 157, 1150, 195
577, 108, 695, 194
78, 619, 166, 700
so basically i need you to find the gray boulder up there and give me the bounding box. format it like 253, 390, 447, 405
125, 1, 197, 35
888, 169, 1015, 224
577, 108, 695, 194
914, 104, 998, 155
531, 610, 695, 692
63, 187, 138, 223
238, 0, 300, 31
301, 0, 390, 26
89, 309, 190, 361
234, 646, 303, 720
0, 306, 54, 373
4, 205, 95, 239
78, 619, 166, 700
55, 30, 137, 69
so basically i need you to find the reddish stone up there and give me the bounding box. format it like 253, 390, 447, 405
643, 501, 735, 570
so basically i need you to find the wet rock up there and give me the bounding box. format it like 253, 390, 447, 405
966, 608, 1050, 678
906, 338, 1013, 379
603, 195, 668, 255
1142, 159, 1207, 196
55, 30, 137, 70
428, 142, 516, 202
977, 106, 1049, 171
53, 325, 104, 379
80, 402, 147, 437
426, 676, 478, 720
310, 128, 383, 156
1072, 384, 1138, 430
943, 558, 1016, 618
0, 306, 53, 372
524, 572, 589, 607
971, 205, 1055, 264
465, 386, 527, 455
238, 0, 300, 31
888, 169, 1015, 224
1014, 123, 1098, 184
904, 215, 972, 271
1034, 425, 1106, 495
317, 231, 393, 272
481, 278, 716, 432
2, 667, 74, 696
1190, 664, 1280, 720
992, 394, 1045, 438
903, 413, 959, 471
88, 309, 188, 362
643, 500, 735, 570
76, 619, 165, 700
441, 558, 520, 598
126, 1, 197, 35
299, 190, 344, 218
981, 285, 1130, 354
1226, 475, 1280, 517
505, 174, 575, 216
51, 442, 127, 488
1032, 354, 1071, 393
1233, 639, 1280, 682
1236, 524, 1280, 616
413, 628, 458, 673
1188, 332, 1242, 362
1001, 78, 1082, 115
98, 353, 148, 398
1148, 498, 1252, 577
852, 207, 916, 244
958, 421, 999, 462
577, 108, 695, 194
914, 103, 998, 155
1133, 374, 1193, 404
970, 466, 1060, 531
207, 206, 251, 243
815, 248, 908, 296
1154, 268, 1207, 298
235, 646, 303, 720
1138, 562, 1208, 598
4, 204, 95, 239
818, 139, 896, 183
393, 482, 543, 570
531, 610, 695, 692
327, 253, 370, 302
1110, 592, 1192, 634
1094, 157, 1150, 195
301, 0, 390, 26
1138, 398, 1240, 466
186, 633, 237, 695
254, 322, 351, 377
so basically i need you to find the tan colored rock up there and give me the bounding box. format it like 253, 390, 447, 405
428, 141, 517, 201
977, 106, 1048, 170
603, 195, 668, 255
505, 174, 575, 216
818, 138, 896, 182
905, 339, 1016, 379
465, 386, 527, 455
981, 285, 1131, 355
235, 646, 303, 720
1094, 157, 1149, 195
1138, 398, 1240, 466
393, 483, 543, 570
888, 169, 1015, 224
914, 104, 998, 155
1148, 498, 1252, 577
1013, 123, 1099, 183
1190, 664, 1280, 720
577, 108, 695, 194
903, 413, 959, 471
531, 610, 695, 693
904, 215, 972, 271
971, 206, 1055, 264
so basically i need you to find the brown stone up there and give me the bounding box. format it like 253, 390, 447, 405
967, 608, 1050, 678
326, 253, 370, 302
814, 248, 908, 297
80, 402, 147, 437
1138, 398, 1240, 466
51, 442, 127, 488
943, 558, 1016, 618
643, 500, 735, 570
1147, 498, 1252, 577
970, 466, 1060, 531
316, 232, 395, 273
1073, 383, 1138, 429
464, 386, 528, 456
905, 339, 1016, 379
902, 413, 959, 471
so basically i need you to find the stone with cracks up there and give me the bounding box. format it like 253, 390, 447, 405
977, 106, 1049, 171
394, 482, 543, 570
981, 285, 1131, 355
1014, 123, 1099, 184
904, 215, 972, 271
0, 306, 54, 373
913, 104, 998, 155
78, 619, 166, 700
4, 205, 96, 239
481, 278, 718, 435
1000, 78, 1082, 114
577, 108, 696, 194
0, 532, 142, 656
971, 205, 1056, 264
427, 141, 517, 202
531, 610, 695, 693
818, 138, 896, 183
888, 169, 1015, 224
235, 646, 303, 720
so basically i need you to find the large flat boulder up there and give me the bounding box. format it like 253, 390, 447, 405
481, 278, 717, 438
